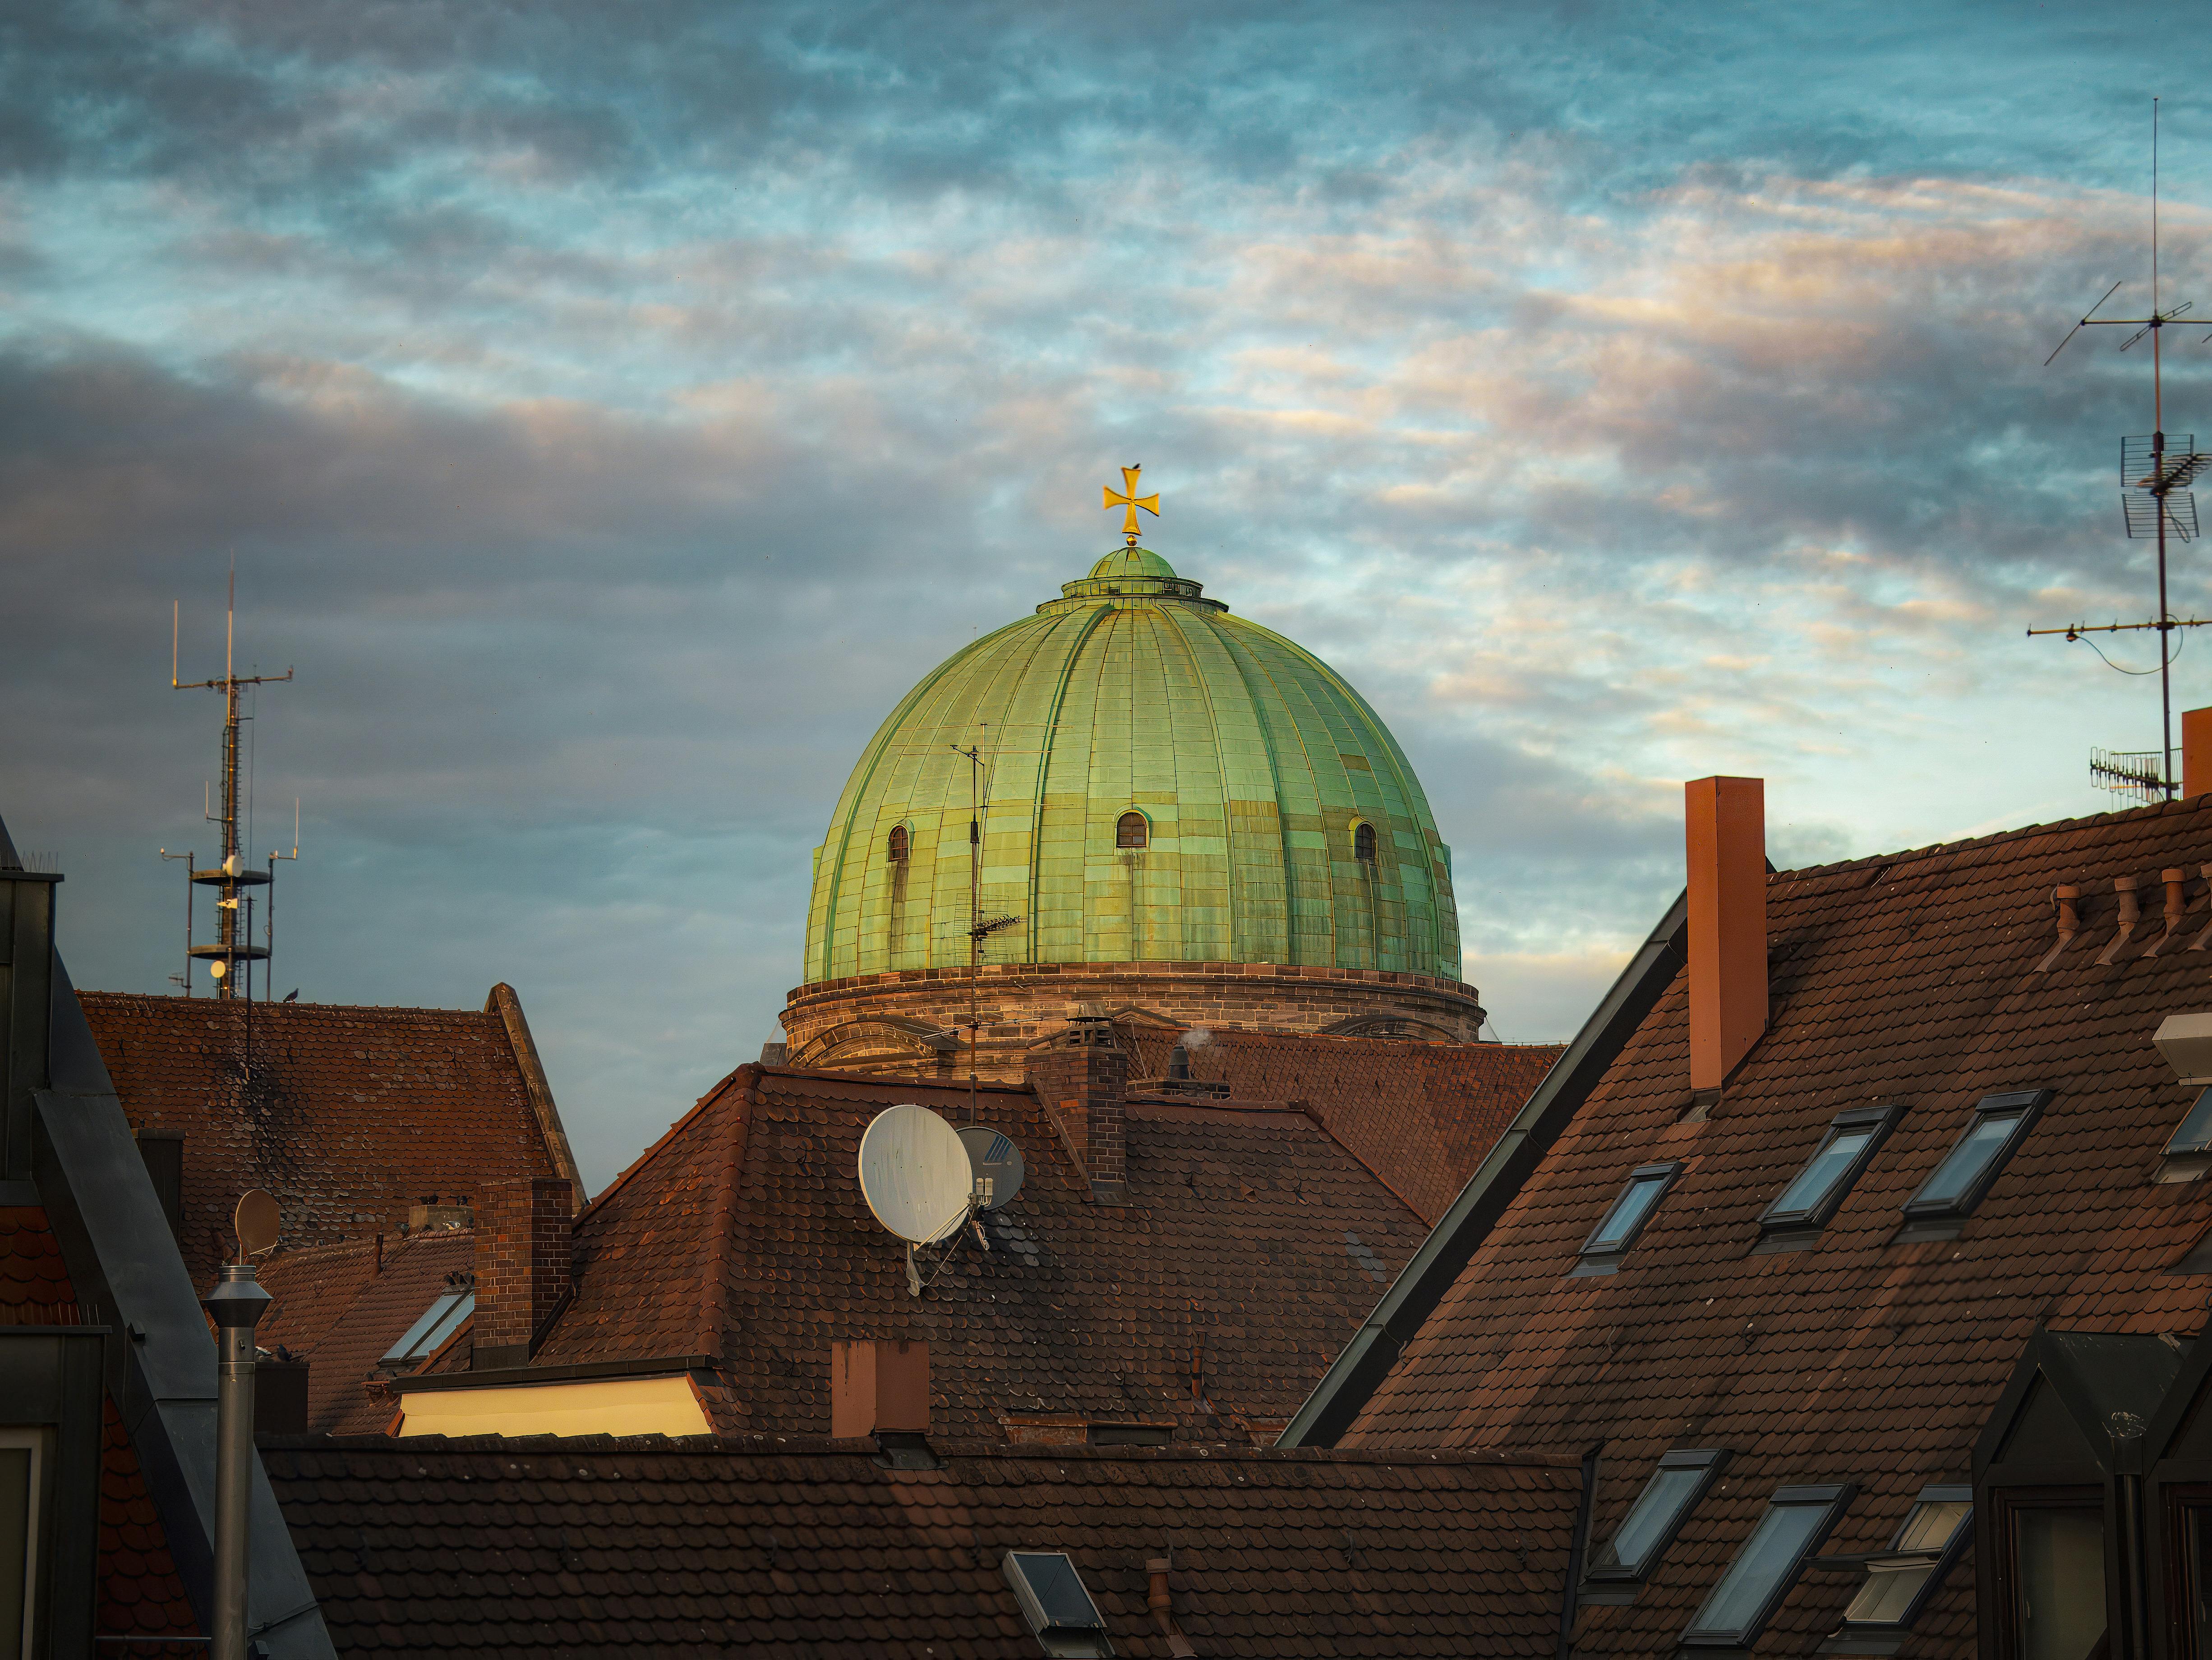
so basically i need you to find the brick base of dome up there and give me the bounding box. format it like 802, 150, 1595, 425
778, 961, 1488, 1083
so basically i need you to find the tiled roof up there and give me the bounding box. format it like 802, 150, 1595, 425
0, 1205, 200, 1645
1336, 796, 2212, 1656
77, 991, 570, 1286
259, 1229, 476, 1434
264, 1434, 1579, 1658
526, 1066, 1428, 1441
1118, 1025, 1564, 1224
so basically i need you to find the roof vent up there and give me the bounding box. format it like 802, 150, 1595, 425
1002, 1551, 1114, 1657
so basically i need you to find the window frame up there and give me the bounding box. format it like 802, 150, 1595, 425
1352, 820, 1378, 863
0, 1426, 49, 1660
1760, 1106, 1902, 1235
1585, 1447, 1729, 1586
1115, 810, 1149, 851
1900, 1089, 2049, 1223
1002, 1549, 1113, 1658
1575, 1162, 1683, 1273
1681, 1482, 1854, 1648
1986, 1482, 2108, 1660
379, 1288, 476, 1368
886, 823, 909, 864
1837, 1482, 1972, 1633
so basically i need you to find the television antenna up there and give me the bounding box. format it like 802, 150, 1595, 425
857, 1104, 977, 1295
168, 561, 295, 998
952, 739, 1022, 1120
2035, 99, 2212, 799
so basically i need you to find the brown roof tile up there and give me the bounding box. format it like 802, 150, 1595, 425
1119, 1026, 1564, 1224
1337, 795, 2212, 1655
77, 991, 568, 1285
259, 1228, 477, 1434
527, 1065, 1429, 1440
264, 1435, 1579, 1658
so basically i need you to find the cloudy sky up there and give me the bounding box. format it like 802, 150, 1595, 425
5, 2, 2207, 1189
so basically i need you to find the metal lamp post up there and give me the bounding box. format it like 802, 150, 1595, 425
203, 1190, 279, 1660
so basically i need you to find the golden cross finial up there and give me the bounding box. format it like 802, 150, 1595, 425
1101, 465, 1160, 547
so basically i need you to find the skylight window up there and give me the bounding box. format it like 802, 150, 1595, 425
1587, 1449, 1726, 1583
1760, 1107, 1900, 1237
1841, 1485, 1972, 1629
1683, 1484, 1853, 1647
1575, 1162, 1682, 1274
1902, 1090, 2048, 1223
379, 1289, 474, 1368
1003, 1551, 1112, 1658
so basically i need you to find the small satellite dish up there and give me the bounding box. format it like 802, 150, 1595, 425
959, 1125, 1025, 1212
857, 1106, 972, 1245
233, 1189, 281, 1259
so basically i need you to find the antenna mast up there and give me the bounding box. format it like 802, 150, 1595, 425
170, 565, 295, 999
2035, 98, 2212, 800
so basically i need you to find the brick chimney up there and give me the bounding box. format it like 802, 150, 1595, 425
1686, 776, 1767, 1093
1028, 1015, 1128, 1203
830, 1338, 929, 1438
2187, 706, 2212, 799
472, 1176, 573, 1370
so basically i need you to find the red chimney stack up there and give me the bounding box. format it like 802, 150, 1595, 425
1686, 776, 1768, 1093
472, 1176, 573, 1370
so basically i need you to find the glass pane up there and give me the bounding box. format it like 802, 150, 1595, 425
1915, 1112, 2022, 1209
1593, 1464, 1702, 1572
1690, 1500, 1829, 1637
2015, 1506, 2105, 1660
414, 1290, 475, 1357
1771, 1127, 1875, 1218
2171, 1088, 2212, 1155
1846, 1561, 1935, 1624
1010, 1553, 1102, 1630
1897, 1498, 1972, 1553
1588, 1175, 1668, 1254
0, 1446, 28, 1659
380, 1291, 465, 1365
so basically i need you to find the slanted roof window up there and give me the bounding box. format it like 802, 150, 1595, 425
1902, 1090, 2048, 1222
379, 1288, 474, 1368
1575, 1162, 1682, 1274
1683, 1484, 1853, 1647
1841, 1485, 1972, 1629
1116, 812, 1148, 850
1760, 1107, 1900, 1236
2169, 1086, 2212, 1156
1003, 1550, 1112, 1658
1588, 1448, 1726, 1582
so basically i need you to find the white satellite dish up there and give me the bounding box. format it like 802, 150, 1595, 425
857, 1105, 972, 1246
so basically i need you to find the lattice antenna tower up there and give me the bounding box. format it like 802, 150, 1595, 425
2036, 100, 2212, 801
161, 561, 296, 1000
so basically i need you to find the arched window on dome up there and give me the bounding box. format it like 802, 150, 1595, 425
1354, 821, 1378, 864
1116, 812, 1149, 850
887, 824, 909, 863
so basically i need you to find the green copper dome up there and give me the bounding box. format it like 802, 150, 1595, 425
802, 547, 1461, 983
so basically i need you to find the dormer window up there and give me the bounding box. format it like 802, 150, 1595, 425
1899, 1090, 2047, 1238
1117, 812, 1148, 850
886, 825, 909, 863
1758, 1106, 1901, 1249
1573, 1162, 1681, 1276
1354, 821, 1378, 862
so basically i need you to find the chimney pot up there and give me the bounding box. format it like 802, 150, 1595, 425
1685, 777, 1768, 1092
2167, 870, 2189, 931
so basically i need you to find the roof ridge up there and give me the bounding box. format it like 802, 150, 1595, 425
579, 1065, 748, 1221
1768, 791, 2209, 886
74, 990, 503, 1020
1291, 1099, 1433, 1222
695, 1065, 758, 1361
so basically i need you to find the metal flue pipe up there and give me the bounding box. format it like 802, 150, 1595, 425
203, 1263, 271, 1660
